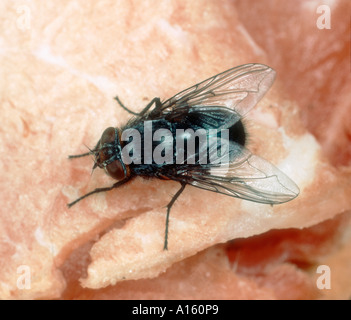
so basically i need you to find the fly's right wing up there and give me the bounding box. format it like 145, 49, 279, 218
158, 63, 276, 118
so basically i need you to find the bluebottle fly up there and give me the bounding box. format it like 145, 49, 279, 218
68, 63, 299, 250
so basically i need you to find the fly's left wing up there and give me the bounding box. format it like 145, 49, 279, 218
167, 139, 299, 205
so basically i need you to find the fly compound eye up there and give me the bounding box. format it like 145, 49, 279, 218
96, 127, 118, 167
100, 127, 116, 145
105, 160, 126, 180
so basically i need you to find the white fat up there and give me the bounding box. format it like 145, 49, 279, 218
34, 227, 57, 255
34, 45, 116, 94
236, 25, 265, 57
249, 108, 279, 129
157, 19, 189, 45
277, 128, 320, 191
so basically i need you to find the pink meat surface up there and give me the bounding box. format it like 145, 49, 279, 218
0, 0, 350, 299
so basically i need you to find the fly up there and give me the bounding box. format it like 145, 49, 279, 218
67, 63, 300, 250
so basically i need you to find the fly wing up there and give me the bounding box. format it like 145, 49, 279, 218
168, 139, 299, 205
159, 63, 276, 118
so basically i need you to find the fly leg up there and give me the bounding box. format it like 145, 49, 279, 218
67, 176, 132, 208
163, 182, 187, 250
114, 96, 162, 118
68, 139, 100, 159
